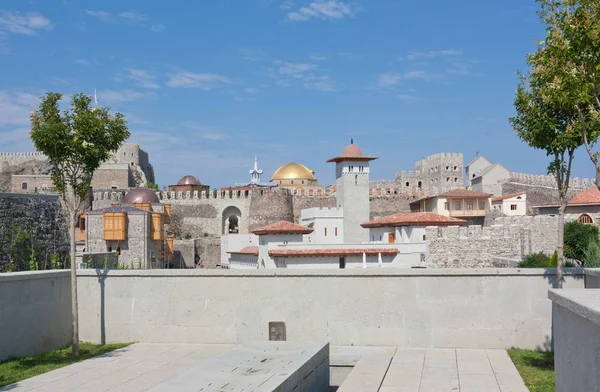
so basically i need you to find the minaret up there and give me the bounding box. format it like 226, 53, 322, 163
327, 139, 378, 243
249, 156, 263, 185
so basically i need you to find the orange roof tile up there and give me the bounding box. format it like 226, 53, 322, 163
492, 193, 525, 202
326, 140, 378, 163
227, 246, 259, 256
361, 212, 468, 228
269, 248, 399, 258
569, 188, 600, 204
251, 221, 314, 235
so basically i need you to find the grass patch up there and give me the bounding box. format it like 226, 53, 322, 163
507, 347, 555, 392
0, 342, 130, 388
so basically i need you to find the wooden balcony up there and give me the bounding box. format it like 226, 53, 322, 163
449, 209, 487, 218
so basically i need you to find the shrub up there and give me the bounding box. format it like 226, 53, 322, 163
184, 233, 192, 240
564, 221, 599, 262
584, 239, 600, 268
519, 252, 550, 268
548, 251, 558, 267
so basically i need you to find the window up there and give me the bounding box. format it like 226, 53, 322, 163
131, 152, 134, 156
446, 166, 449, 170
406, 182, 410, 187
349, 166, 353, 172
579, 214, 593, 224
291, 180, 294, 184
355, 175, 358, 185
454, 166, 457, 170
510, 204, 517, 211
455, 202, 462, 210
324, 228, 327, 236
423, 235, 426, 241
335, 227, 338, 236
454, 178, 458, 182
302, 180, 304, 184
444, 202, 449, 210
418, 181, 422, 188
339, 257, 346, 269
283, 240, 289, 244
446, 177, 450, 182
131, 162, 134, 166
479, 201, 485, 210
466, 201, 473, 210
21, 182, 27, 190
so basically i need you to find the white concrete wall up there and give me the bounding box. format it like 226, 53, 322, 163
276, 255, 394, 269
77, 268, 584, 349
301, 211, 343, 244
221, 234, 257, 265
549, 288, 600, 392
492, 196, 527, 216
0, 271, 72, 361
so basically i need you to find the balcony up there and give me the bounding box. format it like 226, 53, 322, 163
448, 209, 487, 218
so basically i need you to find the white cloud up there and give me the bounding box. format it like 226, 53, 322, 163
122, 68, 159, 89
84, 9, 165, 31
0, 90, 39, 126
117, 12, 146, 22
403, 49, 463, 61
124, 113, 150, 125
377, 72, 401, 88
166, 70, 232, 90
303, 75, 335, 92
74, 58, 90, 65
281, 0, 295, 10
98, 90, 155, 103
151, 24, 166, 32
0, 10, 53, 35
309, 55, 328, 61
278, 62, 317, 78
286, 1, 362, 21
397, 94, 420, 102
244, 88, 259, 94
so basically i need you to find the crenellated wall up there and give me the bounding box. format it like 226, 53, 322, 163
509, 172, 596, 189
0, 152, 47, 167
426, 215, 560, 267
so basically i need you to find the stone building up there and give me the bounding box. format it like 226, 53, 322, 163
492, 193, 526, 216
394, 152, 464, 194
10, 174, 52, 193
81, 188, 173, 268
271, 162, 322, 192
469, 163, 511, 197
536, 187, 600, 225
410, 189, 493, 226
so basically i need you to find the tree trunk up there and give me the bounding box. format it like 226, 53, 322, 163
556, 204, 565, 289
69, 213, 80, 356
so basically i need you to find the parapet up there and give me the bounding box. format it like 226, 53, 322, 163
0, 151, 47, 160
509, 172, 596, 189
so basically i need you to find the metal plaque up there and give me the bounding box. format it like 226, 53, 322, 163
269, 321, 286, 341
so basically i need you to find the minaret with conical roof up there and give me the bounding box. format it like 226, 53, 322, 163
327, 139, 378, 243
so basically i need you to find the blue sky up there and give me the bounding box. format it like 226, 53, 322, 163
0, 0, 597, 188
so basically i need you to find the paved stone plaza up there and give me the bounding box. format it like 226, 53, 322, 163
0, 343, 527, 391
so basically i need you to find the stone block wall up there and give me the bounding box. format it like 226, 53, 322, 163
426, 215, 559, 267
0, 271, 71, 361
0, 193, 69, 271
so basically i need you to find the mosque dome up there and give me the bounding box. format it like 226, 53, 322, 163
271, 162, 316, 181
122, 188, 160, 204
176, 175, 201, 186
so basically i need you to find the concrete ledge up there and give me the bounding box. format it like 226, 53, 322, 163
77, 267, 586, 278
337, 353, 394, 392
151, 341, 329, 391
0, 270, 70, 283
585, 268, 600, 277
549, 289, 600, 326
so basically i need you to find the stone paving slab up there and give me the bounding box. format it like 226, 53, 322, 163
0, 344, 528, 392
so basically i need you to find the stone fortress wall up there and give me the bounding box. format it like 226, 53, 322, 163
426, 215, 562, 267
0, 152, 47, 167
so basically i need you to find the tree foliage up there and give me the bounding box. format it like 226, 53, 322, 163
564, 220, 599, 261
534, 0, 600, 185
583, 238, 600, 267
30, 93, 129, 207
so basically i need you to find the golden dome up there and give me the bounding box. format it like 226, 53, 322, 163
271, 162, 316, 181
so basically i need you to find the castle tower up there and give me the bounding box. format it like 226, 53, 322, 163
327, 139, 378, 243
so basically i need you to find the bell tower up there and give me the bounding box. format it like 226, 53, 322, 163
327, 139, 378, 243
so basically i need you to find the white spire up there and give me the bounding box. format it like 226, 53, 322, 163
249, 156, 263, 185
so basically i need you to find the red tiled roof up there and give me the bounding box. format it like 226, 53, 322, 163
227, 246, 259, 256
569, 188, 600, 204
251, 221, 314, 235
492, 193, 525, 202
269, 248, 399, 258
361, 212, 467, 228
327, 141, 378, 163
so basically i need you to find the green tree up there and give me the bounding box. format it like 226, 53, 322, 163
510, 56, 583, 288
564, 220, 599, 262
534, 1, 600, 186
147, 182, 159, 190
30, 92, 129, 356
583, 238, 600, 267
